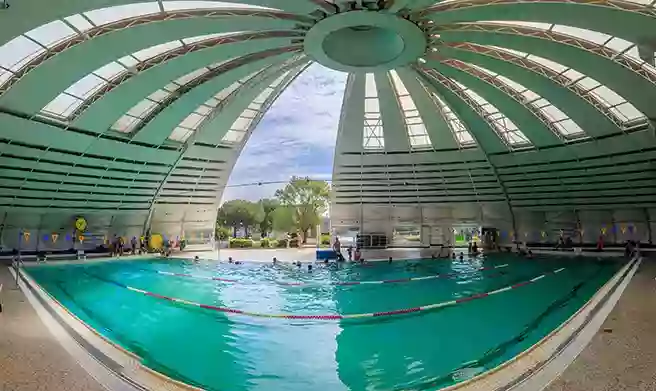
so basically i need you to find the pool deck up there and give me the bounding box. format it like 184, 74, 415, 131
543, 258, 656, 391
1, 255, 654, 391
0, 267, 106, 391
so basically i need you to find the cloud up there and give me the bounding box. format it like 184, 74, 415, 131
222, 64, 347, 202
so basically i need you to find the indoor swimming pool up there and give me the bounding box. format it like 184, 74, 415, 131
25, 255, 623, 391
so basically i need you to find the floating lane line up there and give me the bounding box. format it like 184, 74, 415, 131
101, 267, 564, 321
140, 263, 511, 288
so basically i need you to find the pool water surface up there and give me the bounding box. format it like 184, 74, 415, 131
26, 254, 622, 391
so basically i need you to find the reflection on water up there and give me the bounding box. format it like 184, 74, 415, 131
27, 255, 621, 391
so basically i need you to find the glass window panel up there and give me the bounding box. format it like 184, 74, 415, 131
604, 37, 633, 52
241, 109, 258, 118
94, 61, 126, 79
127, 99, 157, 117
111, 115, 140, 133
231, 116, 253, 131
133, 40, 182, 61
64, 14, 96, 32
195, 105, 212, 115
609, 102, 645, 121
25, 20, 76, 47
175, 68, 208, 85
411, 135, 431, 147
148, 89, 171, 102
205, 97, 220, 107
42, 93, 82, 118
575, 77, 601, 91
527, 55, 568, 73
561, 68, 585, 82
399, 95, 416, 111
253, 88, 273, 104
215, 81, 242, 101
117, 55, 139, 68
0, 36, 45, 71
163, 1, 277, 11
521, 90, 540, 102
0, 71, 12, 86
406, 117, 423, 125
221, 130, 245, 144
553, 119, 585, 136
497, 75, 526, 92
540, 105, 568, 121
589, 85, 626, 106
66, 73, 105, 98
169, 127, 194, 142
406, 110, 419, 117
182, 32, 236, 44
365, 73, 377, 97
551, 25, 611, 44
179, 112, 206, 129
164, 82, 181, 92
84, 3, 160, 25
531, 98, 551, 109
364, 112, 380, 119
364, 98, 380, 112
389, 70, 410, 95
408, 124, 427, 136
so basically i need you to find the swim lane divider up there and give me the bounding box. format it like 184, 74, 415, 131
88, 267, 566, 320
144, 264, 510, 287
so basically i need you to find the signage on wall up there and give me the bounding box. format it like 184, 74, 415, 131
79, 235, 85, 243
23, 231, 30, 242
74, 217, 87, 232
51, 233, 59, 243
601, 227, 607, 235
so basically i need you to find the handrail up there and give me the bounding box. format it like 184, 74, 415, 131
0, 282, 3, 312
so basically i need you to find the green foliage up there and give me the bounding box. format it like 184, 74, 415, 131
216, 226, 231, 240
271, 206, 296, 234
320, 234, 331, 245
260, 238, 271, 248
276, 239, 288, 248
274, 176, 330, 244
217, 200, 264, 237
229, 238, 253, 248
405, 235, 421, 242
258, 198, 280, 236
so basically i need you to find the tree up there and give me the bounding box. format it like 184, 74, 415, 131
216, 200, 263, 237
258, 198, 280, 237
275, 176, 330, 244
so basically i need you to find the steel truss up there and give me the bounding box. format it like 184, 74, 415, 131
67, 30, 304, 120
0, 9, 312, 95
130, 45, 302, 136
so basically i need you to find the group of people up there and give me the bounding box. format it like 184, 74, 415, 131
109, 235, 145, 257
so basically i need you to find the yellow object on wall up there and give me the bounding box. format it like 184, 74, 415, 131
150, 234, 164, 250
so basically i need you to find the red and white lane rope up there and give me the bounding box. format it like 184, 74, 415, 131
113, 267, 566, 320
146, 264, 509, 287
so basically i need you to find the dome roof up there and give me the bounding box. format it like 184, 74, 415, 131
0, 0, 654, 237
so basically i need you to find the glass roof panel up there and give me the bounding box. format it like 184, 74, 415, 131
84, 3, 160, 25
24, 20, 77, 47
64, 14, 95, 32
0, 35, 44, 71
163, 1, 278, 11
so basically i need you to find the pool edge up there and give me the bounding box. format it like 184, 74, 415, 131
11, 257, 638, 391
439, 256, 640, 391
12, 266, 207, 391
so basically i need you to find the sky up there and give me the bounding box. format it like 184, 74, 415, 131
222, 64, 348, 202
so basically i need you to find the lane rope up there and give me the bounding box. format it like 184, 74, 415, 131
91, 267, 566, 320
142, 264, 510, 287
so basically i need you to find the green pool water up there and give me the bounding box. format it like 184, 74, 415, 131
26, 254, 622, 391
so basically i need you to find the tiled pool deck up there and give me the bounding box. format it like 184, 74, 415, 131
1, 253, 654, 391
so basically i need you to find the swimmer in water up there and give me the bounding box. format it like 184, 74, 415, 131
296, 261, 302, 268
228, 257, 234, 264
194, 256, 200, 263
272, 257, 278, 265
308, 264, 313, 272
388, 256, 393, 264
459, 252, 464, 261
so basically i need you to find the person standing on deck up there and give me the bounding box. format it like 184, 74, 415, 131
333, 237, 344, 261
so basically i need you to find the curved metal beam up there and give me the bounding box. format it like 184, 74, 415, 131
414, 66, 517, 232
130, 45, 302, 138
68, 30, 303, 120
